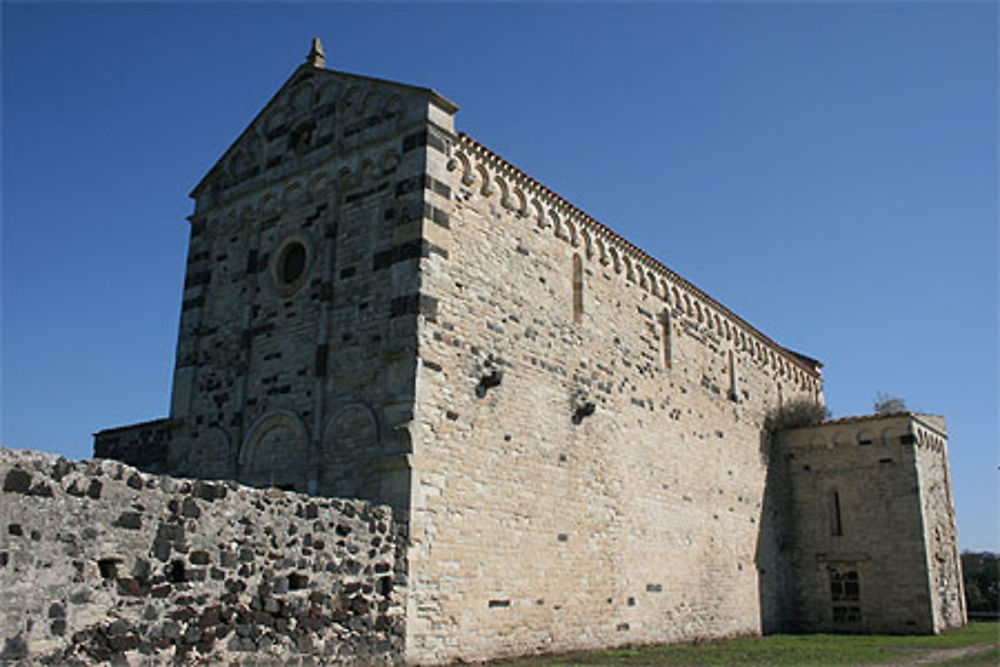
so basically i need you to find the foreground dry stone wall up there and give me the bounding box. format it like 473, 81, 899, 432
0, 447, 405, 665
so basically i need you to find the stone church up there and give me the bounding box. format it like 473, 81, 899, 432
94, 40, 965, 663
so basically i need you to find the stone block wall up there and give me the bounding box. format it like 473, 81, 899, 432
151, 65, 460, 510
402, 133, 824, 663
85, 53, 965, 665
93, 418, 176, 475
912, 419, 966, 631
776, 414, 965, 635
0, 447, 406, 665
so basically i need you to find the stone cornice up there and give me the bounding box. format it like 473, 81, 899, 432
452, 133, 822, 387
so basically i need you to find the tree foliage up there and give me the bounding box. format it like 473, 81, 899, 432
873, 392, 907, 415
962, 551, 999, 614
764, 399, 831, 436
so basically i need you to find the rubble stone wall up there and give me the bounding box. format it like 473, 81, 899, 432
0, 448, 406, 665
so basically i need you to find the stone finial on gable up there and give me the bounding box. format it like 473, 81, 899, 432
306, 37, 326, 68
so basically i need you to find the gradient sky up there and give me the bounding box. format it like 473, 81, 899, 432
3, 3, 997, 551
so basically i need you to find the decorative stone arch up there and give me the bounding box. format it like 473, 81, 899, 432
608, 246, 623, 274
636, 264, 648, 289
323, 402, 379, 452
337, 165, 359, 191
580, 227, 594, 260
512, 187, 529, 217
671, 286, 681, 309
551, 209, 568, 241
532, 199, 549, 229
477, 165, 493, 196
381, 94, 404, 121
455, 151, 476, 187
361, 88, 383, 117
238, 410, 310, 491
623, 255, 636, 283
340, 84, 364, 114
282, 180, 305, 209
288, 82, 315, 112
683, 294, 693, 316
307, 171, 331, 198
320, 402, 380, 497
565, 218, 579, 247
317, 80, 342, 106
229, 150, 252, 180
595, 236, 609, 265
379, 150, 400, 177
694, 301, 703, 323
496, 176, 513, 210
856, 429, 876, 446
259, 192, 281, 219
264, 106, 290, 136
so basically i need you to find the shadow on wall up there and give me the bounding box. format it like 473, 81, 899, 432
754, 427, 794, 634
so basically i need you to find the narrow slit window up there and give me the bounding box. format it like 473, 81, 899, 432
572, 254, 584, 324
829, 490, 843, 536
659, 309, 672, 368
728, 350, 739, 401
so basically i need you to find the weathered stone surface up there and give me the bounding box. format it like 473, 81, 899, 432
777, 414, 964, 635
0, 447, 406, 665
77, 43, 963, 665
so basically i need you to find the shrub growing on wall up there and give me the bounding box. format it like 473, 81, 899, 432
764, 399, 831, 436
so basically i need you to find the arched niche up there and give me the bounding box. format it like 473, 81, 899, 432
238, 411, 310, 492
320, 402, 379, 498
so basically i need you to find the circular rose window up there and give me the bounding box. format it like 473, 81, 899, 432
274, 239, 309, 292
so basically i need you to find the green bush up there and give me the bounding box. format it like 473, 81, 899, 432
962, 551, 999, 614
764, 399, 831, 436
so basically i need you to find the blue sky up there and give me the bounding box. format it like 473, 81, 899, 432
3, 3, 996, 551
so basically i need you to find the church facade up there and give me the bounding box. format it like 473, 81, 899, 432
95, 41, 965, 663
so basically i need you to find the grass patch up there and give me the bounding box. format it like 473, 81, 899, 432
497, 622, 1000, 666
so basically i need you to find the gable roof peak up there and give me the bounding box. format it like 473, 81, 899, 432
306, 37, 326, 69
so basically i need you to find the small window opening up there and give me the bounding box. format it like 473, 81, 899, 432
831, 569, 861, 623
829, 490, 843, 536
278, 242, 307, 285
832, 605, 861, 623
572, 254, 584, 324
727, 350, 739, 402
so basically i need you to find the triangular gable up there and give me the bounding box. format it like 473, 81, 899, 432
190, 62, 458, 200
